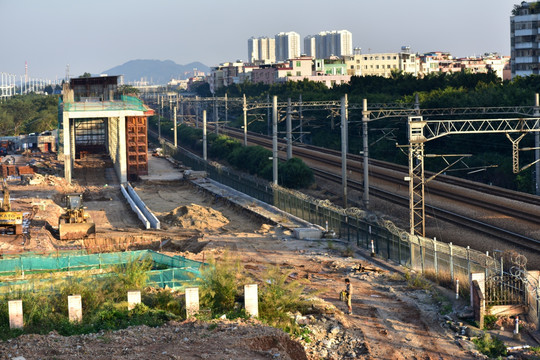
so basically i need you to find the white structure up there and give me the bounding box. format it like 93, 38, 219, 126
248, 37, 276, 63
304, 30, 353, 59
275, 31, 301, 61
510, 1, 540, 77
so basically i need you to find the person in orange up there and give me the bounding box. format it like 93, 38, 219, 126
344, 278, 352, 314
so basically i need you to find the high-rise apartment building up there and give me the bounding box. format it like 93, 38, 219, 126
275, 32, 301, 61
303, 30, 353, 59
248, 37, 276, 63
510, 1, 540, 77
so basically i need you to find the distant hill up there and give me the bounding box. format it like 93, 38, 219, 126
101, 59, 209, 85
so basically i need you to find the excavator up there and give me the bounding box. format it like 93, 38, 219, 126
0, 178, 23, 235
58, 193, 96, 240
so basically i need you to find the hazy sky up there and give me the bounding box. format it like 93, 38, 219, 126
1, 0, 517, 80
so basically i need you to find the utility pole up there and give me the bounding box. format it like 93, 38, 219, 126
341, 95, 348, 209
362, 99, 370, 208
203, 110, 207, 161
272, 96, 278, 185
243, 94, 248, 146
214, 97, 219, 134
286, 98, 292, 160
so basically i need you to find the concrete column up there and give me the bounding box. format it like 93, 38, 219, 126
118, 115, 127, 183
8, 300, 23, 329
68, 295, 82, 323
127, 291, 141, 310
244, 284, 259, 318
63, 112, 72, 183
185, 287, 200, 318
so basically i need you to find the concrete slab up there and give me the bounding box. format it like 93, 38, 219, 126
139, 155, 183, 181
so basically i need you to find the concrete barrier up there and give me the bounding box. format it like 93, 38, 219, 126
126, 183, 161, 230
121, 184, 150, 229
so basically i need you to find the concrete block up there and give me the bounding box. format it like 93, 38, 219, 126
293, 228, 323, 240
8, 300, 23, 329
244, 284, 259, 318
128, 291, 141, 311
68, 295, 82, 323
185, 287, 199, 318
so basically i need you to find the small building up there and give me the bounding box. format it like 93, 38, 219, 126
59, 76, 154, 183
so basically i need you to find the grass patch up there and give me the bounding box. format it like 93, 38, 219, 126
0, 256, 185, 340
472, 333, 507, 358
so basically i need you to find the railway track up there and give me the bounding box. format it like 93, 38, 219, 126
153, 124, 540, 252
217, 126, 540, 252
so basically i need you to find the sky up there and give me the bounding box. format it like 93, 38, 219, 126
0, 0, 519, 81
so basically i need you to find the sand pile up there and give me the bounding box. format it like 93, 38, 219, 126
162, 203, 229, 230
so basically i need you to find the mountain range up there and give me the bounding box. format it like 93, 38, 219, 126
101, 59, 210, 85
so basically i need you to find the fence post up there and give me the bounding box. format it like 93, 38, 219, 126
417, 237, 424, 274
449, 242, 454, 282
467, 246, 471, 279
433, 237, 438, 277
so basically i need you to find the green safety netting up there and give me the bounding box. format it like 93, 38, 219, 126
62, 95, 147, 112
0, 250, 203, 294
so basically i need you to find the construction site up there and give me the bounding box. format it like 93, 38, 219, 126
0, 76, 535, 359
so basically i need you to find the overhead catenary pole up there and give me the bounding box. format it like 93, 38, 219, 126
214, 97, 218, 134
243, 94, 248, 146
158, 95, 162, 139
267, 93, 271, 136
272, 96, 278, 185
299, 94, 304, 143
203, 110, 207, 161
362, 98, 370, 208
534, 93, 540, 195
173, 106, 177, 148
341, 94, 348, 208
286, 98, 292, 160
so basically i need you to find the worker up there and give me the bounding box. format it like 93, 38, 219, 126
344, 278, 352, 315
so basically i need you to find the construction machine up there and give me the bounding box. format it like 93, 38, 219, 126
0, 178, 23, 235
58, 193, 96, 240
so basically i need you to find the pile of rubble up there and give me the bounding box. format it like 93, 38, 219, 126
161, 204, 230, 231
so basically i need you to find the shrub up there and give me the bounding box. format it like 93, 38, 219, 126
279, 157, 314, 189
258, 265, 310, 335
472, 333, 507, 358
199, 251, 246, 316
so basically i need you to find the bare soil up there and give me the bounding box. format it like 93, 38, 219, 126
0, 153, 503, 359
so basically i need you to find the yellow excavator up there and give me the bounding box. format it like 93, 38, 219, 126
58, 193, 96, 240
0, 178, 23, 235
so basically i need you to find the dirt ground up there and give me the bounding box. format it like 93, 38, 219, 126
0, 153, 524, 359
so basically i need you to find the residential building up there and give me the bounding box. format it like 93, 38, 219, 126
248, 37, 276, 63
314, 58, 348, 76
510, 1, 540, 77
209, 61, 246, 93
303, 30, 353, 59
275, 32, 301, 61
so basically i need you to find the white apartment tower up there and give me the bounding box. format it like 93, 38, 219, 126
510, 1, 540, 77
248, 37, 276, 63
304, 30, 353, 59
275, 32, 301, 61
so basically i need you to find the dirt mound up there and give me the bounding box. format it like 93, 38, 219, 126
162, 203, 229, 230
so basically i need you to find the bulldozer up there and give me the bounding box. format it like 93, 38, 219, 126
58, 193, 96, 240
0, 178, 23, 235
